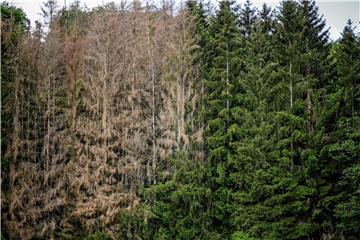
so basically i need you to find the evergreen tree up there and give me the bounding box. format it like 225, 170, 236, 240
204, 0, 246, 237
239, 0, 257, 38
186, 0, 209, 163
205, 0, 242, 159
229, 4, 277, 236
336, 20, 359, 118
316, 20, 360, 239
300, 0, 329, 51
233, 1, 331, 238
258, 3, 273, 35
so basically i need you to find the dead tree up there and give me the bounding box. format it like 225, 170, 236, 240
69, 12, 138, 235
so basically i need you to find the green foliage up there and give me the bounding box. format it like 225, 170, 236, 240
239, 0, 257, 37
144, 152, 217, 239
231, 231, 255, 240
1, 2, 30, 32
335, 164, 360, 235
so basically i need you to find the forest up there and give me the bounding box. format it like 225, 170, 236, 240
1, 0, 359, 239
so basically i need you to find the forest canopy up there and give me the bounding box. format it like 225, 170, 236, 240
1, 0, 359, 239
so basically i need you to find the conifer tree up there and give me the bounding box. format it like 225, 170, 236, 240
234, 1, 330, 238
239, 0, 257, 38
229, 4, 276, 237
316, 20, 360, 239
300, 0, 329, 51
204, 0, 244, 236
258, 3, 273, 35
186, 0, 210, 163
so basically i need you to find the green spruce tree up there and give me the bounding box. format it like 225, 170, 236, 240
317, 20, 360, 239
205, 0, 244, 237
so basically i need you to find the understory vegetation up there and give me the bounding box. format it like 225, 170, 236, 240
1, 0, 359, 239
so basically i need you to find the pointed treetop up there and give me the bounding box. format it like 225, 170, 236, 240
258, 3, 273, 34
300, 0, 329, 48
239, 0, 257, 37
340, 19, 357, 48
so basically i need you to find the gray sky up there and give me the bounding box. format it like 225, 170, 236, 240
5, 0, 360, 40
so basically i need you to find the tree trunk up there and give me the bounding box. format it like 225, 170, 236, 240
147, 13, 156, 184
226, 42, 230, 131
289, 62, 294, 169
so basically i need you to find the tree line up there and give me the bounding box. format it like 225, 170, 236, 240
1, 0, 359, 239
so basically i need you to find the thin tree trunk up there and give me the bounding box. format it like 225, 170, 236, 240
307, 89, 313, 132
11, 67, 20, 187
70, 69, 77, 128
289, 62, 294, 169
289, 62, 293, 109
201, 60, 205, 162
45, 75, 52, 174
352, 78, 354, 118
147, 13, 156, 184
102, 53, 108, 164
226, 42, 230, 131
178, 18, 186, 149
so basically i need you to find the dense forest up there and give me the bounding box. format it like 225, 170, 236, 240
1, 0, 359, 239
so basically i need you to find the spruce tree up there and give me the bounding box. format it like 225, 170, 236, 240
300, 0, 329, 51
229, 3, 276, 234
258, 3, 273, 35
317, 20, 360, 239
239, 0, 257, 38
234, 1, 330, 238
205, 0, 243, 236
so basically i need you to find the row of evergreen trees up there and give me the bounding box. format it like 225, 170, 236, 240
125, 1, 360, 239
1, 0, 359, 239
